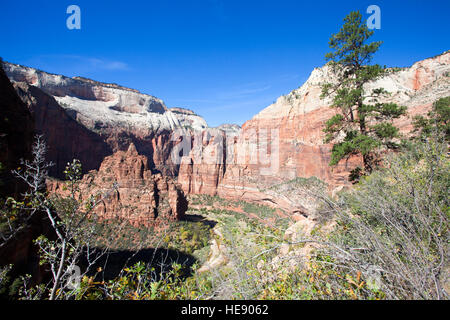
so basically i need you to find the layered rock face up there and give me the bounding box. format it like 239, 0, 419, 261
5, 52, 450, 217
243, 51, 450, 184
5, 62, 207, 177
48, 143, 188, 227
12, 82, 112, 178
5, 62, 193, 228
178, 51, 450, 212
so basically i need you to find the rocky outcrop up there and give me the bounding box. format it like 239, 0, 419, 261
170, 107, 208, 130
215, 124, 241, 135
5, 52, 449, 218
4, 63, 208, 134
177, 128, 228, 195
47, 143, 188, 227
5, 63, 167, 115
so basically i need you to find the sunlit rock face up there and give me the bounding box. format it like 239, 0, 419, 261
5, 63, 208, 133
47, 143, 188, 227
5, 52, 450, 216
5, 62, 207, 177
178, 52, 450, 212
12, 81, 112, 178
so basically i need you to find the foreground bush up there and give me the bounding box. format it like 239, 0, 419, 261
310, 132, 449, 299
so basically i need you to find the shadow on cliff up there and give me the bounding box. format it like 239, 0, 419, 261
80, 247, 198, 282
12, 83, 114, 179
181, 214, 217, 228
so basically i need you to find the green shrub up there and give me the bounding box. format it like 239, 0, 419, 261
316, 132, 449, 299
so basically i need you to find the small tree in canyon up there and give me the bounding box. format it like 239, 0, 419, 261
321, 11, 406, 181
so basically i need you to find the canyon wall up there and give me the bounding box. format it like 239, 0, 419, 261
0, 63, 53, 289
178, 51, 450, 212
5, 52, 450, 216
47, 143, 188, 227
5, 62, 207, 177
12, 82, 113, 178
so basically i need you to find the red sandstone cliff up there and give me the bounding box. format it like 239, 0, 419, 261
47, 143, 188, 227
177, 51, 450, 212
4, 52, 450, 216
5, 62, 207, 178
12, 82, 113, 178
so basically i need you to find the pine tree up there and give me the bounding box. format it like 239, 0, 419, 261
413, 96, 450, 141
321, 11, 407, 181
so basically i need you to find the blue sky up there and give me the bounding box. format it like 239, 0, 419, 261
1, 0, 449, 127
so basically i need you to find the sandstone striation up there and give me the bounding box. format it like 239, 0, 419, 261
12, 82, 112, 178
5, 62, 207, 132
47, 143, 188, 227
5, 52, 450, 218
5, 63, 207, 177
177, 51, 450, 212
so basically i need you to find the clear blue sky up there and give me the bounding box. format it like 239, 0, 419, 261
1, 0, 449, 127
